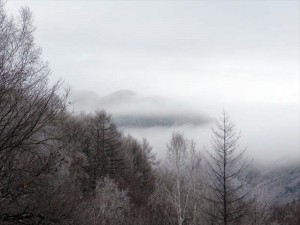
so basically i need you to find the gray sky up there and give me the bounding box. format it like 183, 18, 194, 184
6, 0, 299, 104
6, 1, 300, 163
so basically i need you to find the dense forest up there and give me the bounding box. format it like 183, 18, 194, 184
0, 3, 299, 225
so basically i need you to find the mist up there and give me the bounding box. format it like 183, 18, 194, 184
68, 89, 299, 166
1, 1, 299, 223
123, 102, 299, 166
6, 0, 299, 166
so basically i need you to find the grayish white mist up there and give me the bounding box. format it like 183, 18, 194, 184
6, 1, 299, 166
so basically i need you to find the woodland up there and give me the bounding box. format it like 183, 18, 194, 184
0, 3, 299, 225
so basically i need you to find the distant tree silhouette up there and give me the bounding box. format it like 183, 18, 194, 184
85, 111, 123, 189
204, 111, 250, 225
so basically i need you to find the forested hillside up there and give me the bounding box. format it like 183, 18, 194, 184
254, 164, 300, 206
0, 3, 299, 225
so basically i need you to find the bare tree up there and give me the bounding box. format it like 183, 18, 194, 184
84, 110, 123, 189
204, 111, 250, 225
243, 181, 271, 225
167, 133, 188, 225
148, 170, 177, 225
164, 133, 202, 225
0, 3, 68, 224
79, 177, 130, 225
187, 140, 205, 225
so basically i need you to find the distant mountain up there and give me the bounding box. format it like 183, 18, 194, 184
68, 90, 101, 112
114, 114, 210, 128
256, 163, 300, 206
68, 89, 211, 128
100, 90, 138, 105
244, 163, 300, 206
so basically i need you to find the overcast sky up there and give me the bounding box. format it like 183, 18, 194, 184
6, 0, 299, 104
6, 1, 300, 163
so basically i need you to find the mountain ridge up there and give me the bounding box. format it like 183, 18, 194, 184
68, 89, 212, 128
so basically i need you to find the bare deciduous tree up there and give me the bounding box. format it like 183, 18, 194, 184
0, 3, 68, 224
84, 110, 124, 189
79, 177, 130, 225
164, 133, 202, 225
204, 111, 250, 225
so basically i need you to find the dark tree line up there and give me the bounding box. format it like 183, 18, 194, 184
0, 3, 299, 225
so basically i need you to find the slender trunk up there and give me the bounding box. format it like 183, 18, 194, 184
223, 117, 227, 225
176, 153, 183, 225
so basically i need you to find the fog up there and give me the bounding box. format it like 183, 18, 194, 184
123, 102, 299, 166
68, 89, 299, 166
6, 1, 299, 166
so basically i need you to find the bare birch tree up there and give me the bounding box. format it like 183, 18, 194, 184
165, 133, 202, 225
79, 177, 130, 225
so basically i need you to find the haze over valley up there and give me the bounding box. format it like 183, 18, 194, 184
70, 89, 299, 165
6, 1, 299, 166
2, 1, 299, 224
